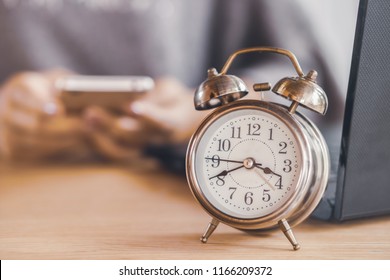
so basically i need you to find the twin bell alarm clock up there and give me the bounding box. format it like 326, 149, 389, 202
186, 47, 330, 250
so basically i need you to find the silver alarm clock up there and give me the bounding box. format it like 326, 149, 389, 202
186, 47, 330, 250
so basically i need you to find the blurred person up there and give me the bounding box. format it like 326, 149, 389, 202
0, 0, 358, 168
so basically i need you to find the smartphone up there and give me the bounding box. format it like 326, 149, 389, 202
57, 75, 154, 112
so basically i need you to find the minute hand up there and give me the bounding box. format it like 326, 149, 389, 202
205, 157, 244, 164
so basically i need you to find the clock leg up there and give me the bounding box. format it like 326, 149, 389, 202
278, 219, 300, 251
200, 218, 219, 243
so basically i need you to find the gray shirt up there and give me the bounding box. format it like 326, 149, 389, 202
0, 0, 357, 116
0, 0, 264, 87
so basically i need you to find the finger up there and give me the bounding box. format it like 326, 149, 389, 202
2, 108, 83, 137
43, 68, 73, 99
130, 77, 189, 111
7, 89, 61, 117
88, 128, 141, 161
4, 72, 65, 117
84, 106, 163, 146
19, 70, 68, 102
131, 99, 203, 145
40, 115, 84, 137
84, 106, 155, 160
150, 77, 189, 103
1, 108, 40, 133
129, 100, 174, 132
83, 106, 116, 131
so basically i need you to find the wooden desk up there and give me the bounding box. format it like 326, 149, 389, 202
0, 163, 389, 259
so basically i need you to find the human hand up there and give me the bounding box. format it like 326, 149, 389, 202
84, 77, 207, 162
0, 70, 88, 160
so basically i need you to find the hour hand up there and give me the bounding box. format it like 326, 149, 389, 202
209, 165, 244, 180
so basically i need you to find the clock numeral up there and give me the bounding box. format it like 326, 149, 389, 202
229, 187, 237, 199
247, 123, 261, 136
215, 176, 225, 186
279, 141, 288, 154
269, 128, 274, 140
262, 189, 271, 202
244, 192, 254, 205
217, 139, 231, 151
275, 177, 283, 190
231, 126, 241, 139
210, 155, 220, 168
283, 159, 292, 173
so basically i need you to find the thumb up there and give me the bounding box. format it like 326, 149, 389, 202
129, 100, 174, 134
7, 72, 65, 117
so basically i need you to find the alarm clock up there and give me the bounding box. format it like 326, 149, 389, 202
186, 47, 330, 250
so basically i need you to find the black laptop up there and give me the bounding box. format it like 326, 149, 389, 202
313, 0, 390, 221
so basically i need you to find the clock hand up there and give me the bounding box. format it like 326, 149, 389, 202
209, 165, 245, 180
255, 164, 282, 178
205, 157, 244, 165
254, 167, 276, 191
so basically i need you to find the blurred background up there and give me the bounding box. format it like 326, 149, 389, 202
0, 0, 367, 259
0, 0, 358, 165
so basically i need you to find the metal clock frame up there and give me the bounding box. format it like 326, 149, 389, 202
186, 99, 330, 249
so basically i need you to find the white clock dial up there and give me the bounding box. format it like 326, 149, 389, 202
194, 108, 302, 219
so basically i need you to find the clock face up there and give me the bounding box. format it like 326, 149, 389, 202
193, 107, 303, 219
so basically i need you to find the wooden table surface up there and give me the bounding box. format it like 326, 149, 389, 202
0, 162, 389, 260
